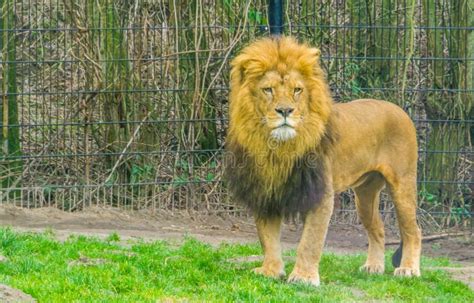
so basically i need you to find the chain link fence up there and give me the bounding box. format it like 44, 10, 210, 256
1, 0, 472, 231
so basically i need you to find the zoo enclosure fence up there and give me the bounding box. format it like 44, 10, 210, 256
0, 0, 472, 231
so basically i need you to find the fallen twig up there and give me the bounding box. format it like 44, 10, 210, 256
385, 232, 472, 245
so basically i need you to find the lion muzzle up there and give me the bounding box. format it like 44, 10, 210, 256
275, 106, 294, 118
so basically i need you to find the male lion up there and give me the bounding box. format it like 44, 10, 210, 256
225, 36, 421, 286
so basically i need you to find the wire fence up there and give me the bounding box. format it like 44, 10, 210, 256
1, 0, 472, 231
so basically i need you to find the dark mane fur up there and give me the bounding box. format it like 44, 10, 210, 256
225, 125, 336, 219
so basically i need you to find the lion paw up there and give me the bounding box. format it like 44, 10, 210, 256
287, 270, 320, 287
253, 266, 285, 279
394, 267, 420, 277
359, 263, 385, 274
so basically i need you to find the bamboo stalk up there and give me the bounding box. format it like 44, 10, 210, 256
0, 0, 22, 197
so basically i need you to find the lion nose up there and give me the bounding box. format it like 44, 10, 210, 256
275, 107, 294, 118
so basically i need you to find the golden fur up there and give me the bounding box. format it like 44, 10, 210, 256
225, 36, 422, 286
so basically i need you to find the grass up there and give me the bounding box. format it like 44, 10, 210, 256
0, 228, 472, 302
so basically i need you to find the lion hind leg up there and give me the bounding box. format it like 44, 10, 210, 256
386, 175, 422, 277
354, 172, 386, 274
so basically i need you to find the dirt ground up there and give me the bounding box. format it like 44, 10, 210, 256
1, 205, 473, 292
0, 284, 36, 303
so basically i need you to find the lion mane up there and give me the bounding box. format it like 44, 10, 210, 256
225, 36, 334, 218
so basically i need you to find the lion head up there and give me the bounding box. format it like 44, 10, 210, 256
225, 37, 334, 218
228, 36, 332, 158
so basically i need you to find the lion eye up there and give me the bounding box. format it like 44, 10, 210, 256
294, 87, 303, 95
262, 87, 273, 95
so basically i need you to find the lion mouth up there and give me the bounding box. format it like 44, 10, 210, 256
278, 122, 293, 128
271, 125, 297, 141
275, 117, 296, 128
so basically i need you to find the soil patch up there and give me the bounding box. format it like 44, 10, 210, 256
428, 265, 474, 290
68, 256, 109, 267
0, 284, 36, 303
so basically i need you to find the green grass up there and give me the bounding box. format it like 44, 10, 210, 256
0, 228, 472, 302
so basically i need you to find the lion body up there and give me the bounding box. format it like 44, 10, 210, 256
329, 99, 418, 193
226, 36, 422, 286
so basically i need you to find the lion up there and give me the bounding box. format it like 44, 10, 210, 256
225, 36, 421, 286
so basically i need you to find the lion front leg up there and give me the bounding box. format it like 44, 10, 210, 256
254, 216, 285, 278
288, 193, 334, 287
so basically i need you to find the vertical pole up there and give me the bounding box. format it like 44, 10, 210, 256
268, 0, 284, 35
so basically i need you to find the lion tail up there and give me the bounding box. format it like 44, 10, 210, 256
391, 241, 403, 268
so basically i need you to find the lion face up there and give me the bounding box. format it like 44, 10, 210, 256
228, 36, 333, 161
256, 70, 308, 141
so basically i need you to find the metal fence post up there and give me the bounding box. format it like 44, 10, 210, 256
268, 0, 284, 35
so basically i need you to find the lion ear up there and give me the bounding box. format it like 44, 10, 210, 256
310, 48, 321, 61
231, 54, 263, 87
230, 55, 248, 88
307, 48, 323, 76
